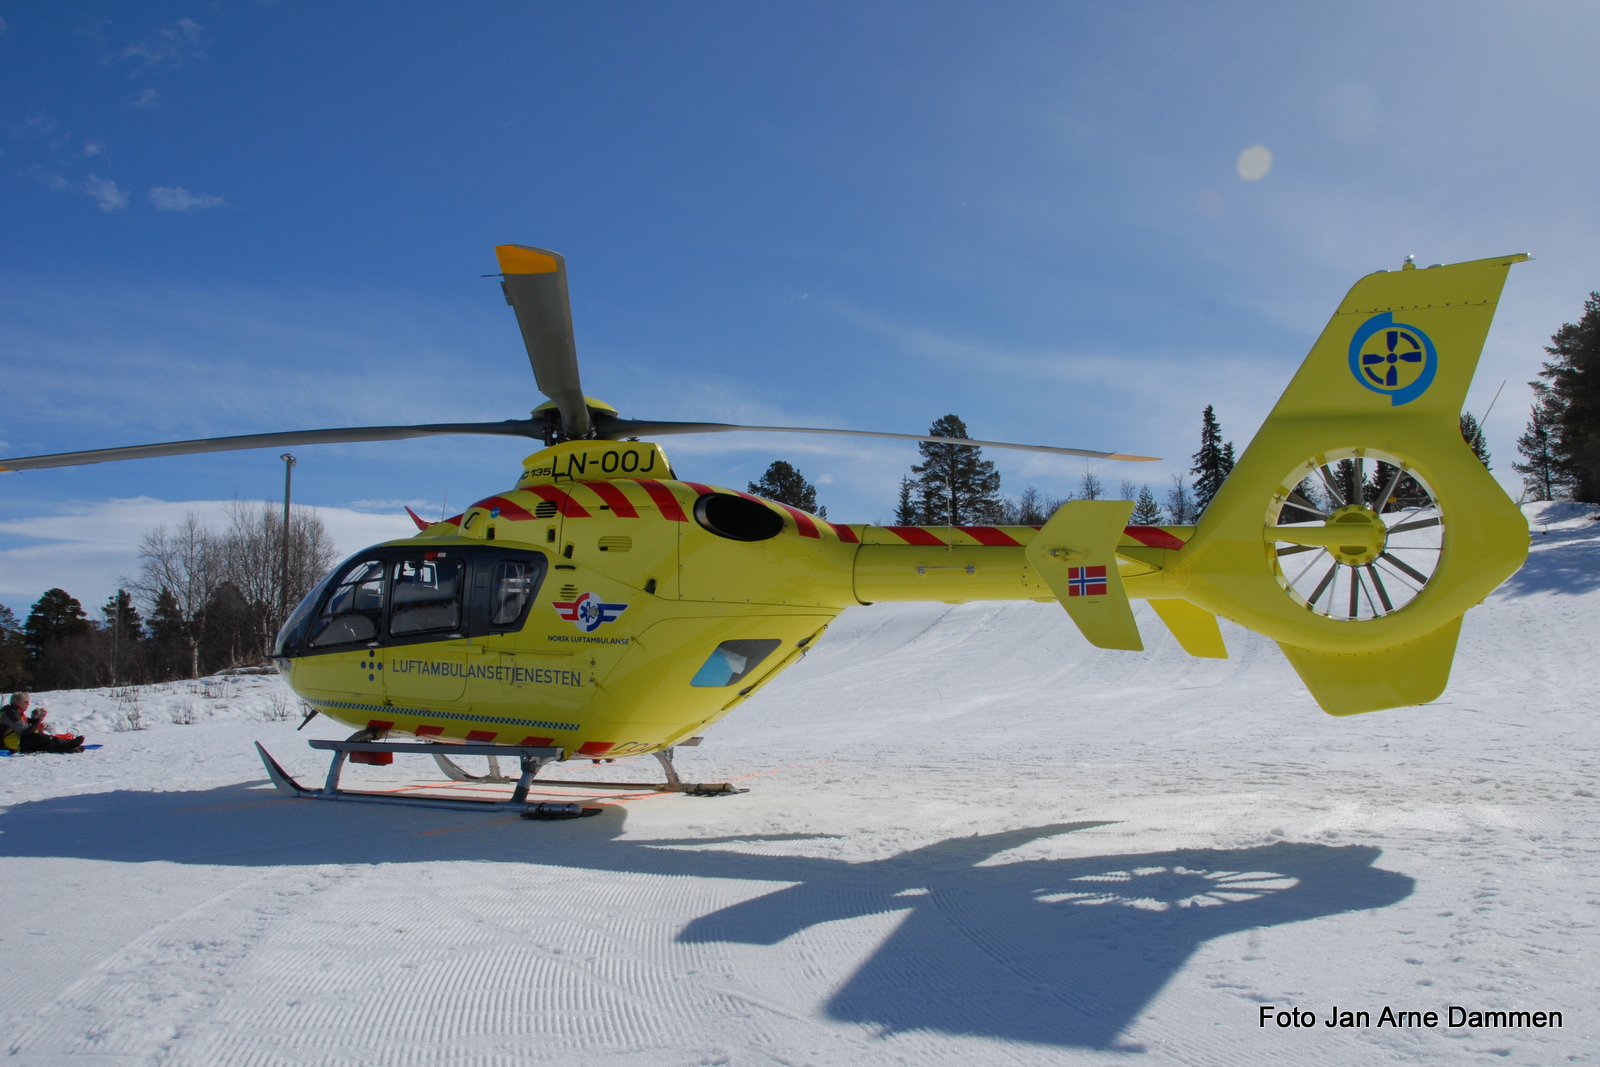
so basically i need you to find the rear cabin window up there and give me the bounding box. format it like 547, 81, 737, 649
390, 557, 465, 636
308, 559, 385, 647
690, 639, 783, 687
491, 560, 542, 627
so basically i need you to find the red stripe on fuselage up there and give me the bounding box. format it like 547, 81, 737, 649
1124, 525, 1187, 550
827, 522, 860, 543
885, 526, 947, 546
774, 502, 820, 538
636, 480, 687, 521
527, 485, 591, 518
577, 481, 640, 517
956, 526, 1020, 546
472, 495, 534, 520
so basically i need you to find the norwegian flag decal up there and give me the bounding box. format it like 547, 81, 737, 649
1066, 565, 1108, 597
553, 591, 629, 633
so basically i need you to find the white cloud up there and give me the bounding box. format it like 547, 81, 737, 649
121, 18, 205, 69
131, 88, 159, 109
149, 186, 225, 211
41, 172, 129, 211
80, 175, 128, 212
0, 497, 415, 614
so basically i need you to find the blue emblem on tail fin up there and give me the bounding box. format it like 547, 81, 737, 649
1349, 312, 1437, 406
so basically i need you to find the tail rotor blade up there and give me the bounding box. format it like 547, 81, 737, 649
496, 245, 590, 438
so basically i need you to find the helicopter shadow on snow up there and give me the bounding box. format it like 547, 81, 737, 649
0, 784, 1413, 1050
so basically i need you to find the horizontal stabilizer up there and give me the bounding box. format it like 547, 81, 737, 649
1150, 599, 1228, 659
1025, 500, 1143, 651
1278, 616, 1462, 716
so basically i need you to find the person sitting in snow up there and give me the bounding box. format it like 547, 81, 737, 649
0, 693, 85, 754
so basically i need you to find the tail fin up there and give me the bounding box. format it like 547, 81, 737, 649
1174, 254, 1530, 715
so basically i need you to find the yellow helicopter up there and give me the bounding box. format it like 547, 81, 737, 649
1, 246, 1530, 814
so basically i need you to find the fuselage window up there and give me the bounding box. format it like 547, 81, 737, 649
689, 639, 783, 687
308, 559, 385, 647
390, 557, 465, 636
491, 560, 542, 627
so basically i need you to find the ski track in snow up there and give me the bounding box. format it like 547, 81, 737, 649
1, 501, 1597, 1065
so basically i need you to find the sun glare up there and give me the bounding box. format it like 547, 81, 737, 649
1236, 144, 1273, 181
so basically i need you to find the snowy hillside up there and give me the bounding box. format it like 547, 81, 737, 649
1, 502, 1596, 1066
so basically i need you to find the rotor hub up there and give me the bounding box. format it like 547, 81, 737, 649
1324, 505, 1387, 566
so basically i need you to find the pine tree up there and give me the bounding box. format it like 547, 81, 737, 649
1278, 477, 1325, 523
1190, 405, 1235, 513
23, 589, 92, 665
1459, 411, 1491, 468
893, 477, 917, 525
1536, 293, 1600, 501
0, 604, 29, 691
1330, 459, 1364, 507
748, 460, 825, 517
1165, 474, 1196, 524
909, 415, 1002, 525
1362, 462, 1428, 512
1130, 485, 1163, 525
146, 588, 193, 681
102, 590, 144, 686
1514, 382, 1562, 501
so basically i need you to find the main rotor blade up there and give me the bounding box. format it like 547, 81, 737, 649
593, 416, 1159, 462
495, 245, 590, 439
0, 420, 542, 472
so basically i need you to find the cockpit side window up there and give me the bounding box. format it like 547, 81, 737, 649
308, 559, 385, 647
490, 559, 544, 628
390, 556, 465, 636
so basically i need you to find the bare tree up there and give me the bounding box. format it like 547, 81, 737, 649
999, 486, 1066, 525
130, 512, 221, 679
217, 500, 339, 660
1165, 474, 1197, 525
1078, 469, 1105, 501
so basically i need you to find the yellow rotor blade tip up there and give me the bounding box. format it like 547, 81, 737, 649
495, 245, 560, 275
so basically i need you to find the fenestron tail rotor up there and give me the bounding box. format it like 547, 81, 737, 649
0, 242, 1160, 473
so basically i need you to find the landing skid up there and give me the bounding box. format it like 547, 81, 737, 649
430, 743, 746, 797
255, 738, 746, 816
254, 739, 597, 817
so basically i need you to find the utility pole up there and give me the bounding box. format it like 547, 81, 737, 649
279, 453, 297, 634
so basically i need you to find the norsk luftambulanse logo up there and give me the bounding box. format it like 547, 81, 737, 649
553, 591, 628, 633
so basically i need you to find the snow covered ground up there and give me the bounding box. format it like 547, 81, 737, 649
2, 501, 1597, 1066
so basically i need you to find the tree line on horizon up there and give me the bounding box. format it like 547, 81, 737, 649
1, 500, 336, 693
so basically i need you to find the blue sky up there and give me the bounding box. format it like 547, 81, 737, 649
3, 2, 1598, 615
